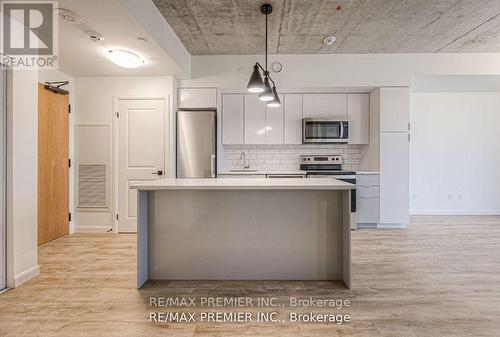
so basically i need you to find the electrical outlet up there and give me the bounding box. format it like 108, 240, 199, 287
412, 193, 417, 200
458, 193, 463, 200
448, 193, 453, 200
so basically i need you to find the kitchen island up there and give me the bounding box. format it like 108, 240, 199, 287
131, 178, 354, 289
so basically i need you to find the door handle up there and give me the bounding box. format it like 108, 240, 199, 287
211, 154, 216, 178
152, 170, 163, 176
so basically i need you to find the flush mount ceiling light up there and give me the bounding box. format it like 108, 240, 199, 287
107, 49, 144, 68
57, 8, 83, 24
246, 4, 281, 108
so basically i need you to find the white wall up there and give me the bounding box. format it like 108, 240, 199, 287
6, 70, 39, 287
75, 76, 174, 232
182, 53, 500, 173
38, 70, 76, 233
185, 53, 500, 89
411, 91, 500, 215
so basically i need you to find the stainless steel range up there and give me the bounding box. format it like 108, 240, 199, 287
301, 155, 357, 229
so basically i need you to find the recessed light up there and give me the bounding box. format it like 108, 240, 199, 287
324, 36, 336, 46
107, 49, 144, 68
57, 8, 83, 24
86, 31, 104, 42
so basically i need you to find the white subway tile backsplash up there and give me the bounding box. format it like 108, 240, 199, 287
223, 144, 362, 172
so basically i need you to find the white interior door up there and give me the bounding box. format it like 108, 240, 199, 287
117, 98, 166, 233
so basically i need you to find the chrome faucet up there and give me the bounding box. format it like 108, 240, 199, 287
240, 152, 250, 170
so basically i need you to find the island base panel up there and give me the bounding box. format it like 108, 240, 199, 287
138, 189, 351, 287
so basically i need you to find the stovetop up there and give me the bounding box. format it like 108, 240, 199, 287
305, 170, 356, 176
299, 155, 356, 176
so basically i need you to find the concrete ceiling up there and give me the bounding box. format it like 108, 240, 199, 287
152, 0, 500, 55
56, 0, 184, 77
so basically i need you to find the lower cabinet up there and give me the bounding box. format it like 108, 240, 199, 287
357, 174, 380, 226
357, 197, 380, 224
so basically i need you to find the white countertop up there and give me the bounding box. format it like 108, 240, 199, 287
130, 178, 355, 191
356, 171, 380, 175
219, 170, 306, 176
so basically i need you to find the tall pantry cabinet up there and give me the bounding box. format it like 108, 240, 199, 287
379, 87, 410, 227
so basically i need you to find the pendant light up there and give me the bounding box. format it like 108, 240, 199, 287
246, 4, 281, 107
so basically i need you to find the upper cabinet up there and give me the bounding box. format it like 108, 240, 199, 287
222, 94, 244, 145
379, 87, 409, 133
284, 94, 303, 144
244, 94, 266, 144
220, 91, 370, 145
178, 88, 217, 109
303, 94, 347, 118
266, 94, 285, 145
348, 94, 370, 145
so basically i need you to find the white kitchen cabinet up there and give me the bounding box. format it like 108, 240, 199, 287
284, 94, 303, 144
178, 88, 217, 109
380, 133, 410, 226
357, 173, 381, 225
222, 94, 244, 145
357, 198, 380, 224
265, 94, 284, 144
244, 94, 266, 144
380, 87, 409, 133
303, 94, 347, 118
348, 94, 370, 144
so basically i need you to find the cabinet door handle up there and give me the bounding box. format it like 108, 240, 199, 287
152, 170, 163, 176
210, 155, 216, 178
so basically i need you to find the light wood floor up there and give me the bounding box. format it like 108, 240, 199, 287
1, 216, 500, 336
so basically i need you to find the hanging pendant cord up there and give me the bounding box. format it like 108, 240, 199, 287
265, 12, 268, 75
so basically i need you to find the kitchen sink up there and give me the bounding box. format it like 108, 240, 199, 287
229, 169, 259, 173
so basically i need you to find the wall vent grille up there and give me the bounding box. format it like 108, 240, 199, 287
78, 165, 107, 208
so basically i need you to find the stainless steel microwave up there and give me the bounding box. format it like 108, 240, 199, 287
302, 118, 349, 144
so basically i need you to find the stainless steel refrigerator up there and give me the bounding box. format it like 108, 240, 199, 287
176, 109, 217, 178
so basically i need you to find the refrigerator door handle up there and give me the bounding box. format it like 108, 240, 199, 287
210, 154, 216, 178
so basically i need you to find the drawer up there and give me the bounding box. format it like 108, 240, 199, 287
357, 174, 380, 187
357, 185, 380, 198
357, 197, 380, 223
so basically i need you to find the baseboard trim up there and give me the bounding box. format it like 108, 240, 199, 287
411, 210, 500, 216
378, 223, 408, 229
75, 226, 113, 233
357, 223, 378, 229
357, 223, 408, 229
14, 265, 40, 288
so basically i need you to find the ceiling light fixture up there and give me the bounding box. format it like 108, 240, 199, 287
57, 8, 83, 24
246, 4, 281, 107
107, 49, 144, 68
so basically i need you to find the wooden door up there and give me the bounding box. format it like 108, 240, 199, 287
117, 98, 166, 233
38, 83, 69, 245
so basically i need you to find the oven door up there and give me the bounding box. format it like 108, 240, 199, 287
302, 119, 349, 143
